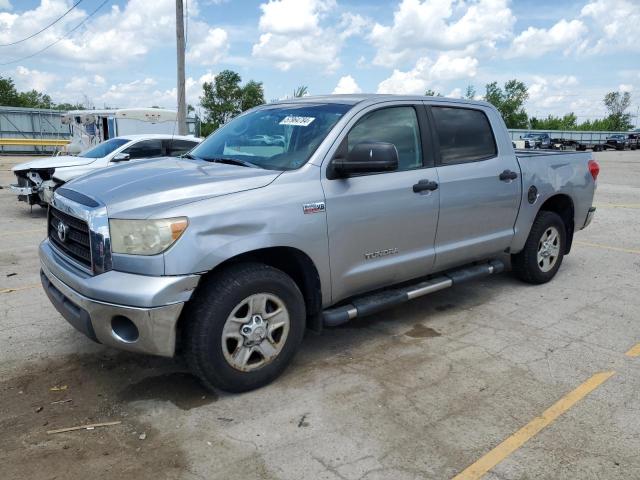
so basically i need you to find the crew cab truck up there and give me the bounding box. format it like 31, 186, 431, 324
39, 95, 599, 393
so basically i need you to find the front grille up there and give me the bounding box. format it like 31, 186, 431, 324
48, 207, 92, 270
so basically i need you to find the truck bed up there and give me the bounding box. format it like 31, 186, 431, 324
515, 149, 590, 159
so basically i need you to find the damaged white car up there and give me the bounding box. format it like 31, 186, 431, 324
10, 134, 201, 208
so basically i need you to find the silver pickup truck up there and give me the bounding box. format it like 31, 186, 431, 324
39, 95, 599, 392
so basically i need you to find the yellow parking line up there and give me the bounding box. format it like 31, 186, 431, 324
452, 371, 615, 480
0, 283, 40, 294
0, 228, 45, 237
574, 241, 640, 255
625, 343, 640, 357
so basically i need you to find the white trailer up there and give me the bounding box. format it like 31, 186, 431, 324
61, 108, 197, 154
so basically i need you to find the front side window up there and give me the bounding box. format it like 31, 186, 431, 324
190, 103, 351, 171
432, 107, 497, 165
79, 138, 129, 158
122, 139, 163, 159
347, 106, 422, 171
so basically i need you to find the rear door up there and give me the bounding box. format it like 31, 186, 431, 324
322, 103, 440, 302
428, 104, 521, 270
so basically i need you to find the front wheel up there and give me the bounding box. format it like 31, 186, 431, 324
184, 263, 306, 393
511, 211, 566, 284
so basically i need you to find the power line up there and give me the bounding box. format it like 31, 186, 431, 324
0, 0, 110, 66
0, 0, 85, 47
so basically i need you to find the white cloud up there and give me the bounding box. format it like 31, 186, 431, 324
619, 84, 633, 93
446, 88, 462, 98
258, 0, 334, 34
332, 75, 362, 94
252, 0, 364, 72
581, 0, 640, 53
0, 0, 227, 69
0, 0, 12, 11
186, 27, 229, 65
377, 54, 478, 94
369, 0, 515, 66
13, 65, 57, 92
509, 19, 587, 58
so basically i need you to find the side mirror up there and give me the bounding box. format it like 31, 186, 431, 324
330, 142, 399, 178
112, 152, 130, 162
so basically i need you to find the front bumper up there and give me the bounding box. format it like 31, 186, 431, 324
9, 184, 34, 196
40, 240, 200, 357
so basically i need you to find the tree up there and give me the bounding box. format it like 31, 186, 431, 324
485, 79, 529, 128
464, 85, 476, 100
424, 89, 442, 97
293, 85, 308, 98
200, 70, 265, 131
53, 102, 86, 111
0, 76, 20, 106
529, 113, 577, 131
603, 91, 633, 131
241, 80, 265, 111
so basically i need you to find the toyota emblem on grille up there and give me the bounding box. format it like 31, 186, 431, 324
56, 221, 69, 243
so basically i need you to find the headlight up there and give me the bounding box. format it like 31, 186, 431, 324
109, 217, 188, 255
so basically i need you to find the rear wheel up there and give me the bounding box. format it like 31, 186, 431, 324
184, 263, 306, 393
512, 211, 566, 284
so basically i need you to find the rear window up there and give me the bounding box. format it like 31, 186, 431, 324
431, 107, 497, 165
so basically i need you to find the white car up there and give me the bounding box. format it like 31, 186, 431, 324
10, 134, 201, 207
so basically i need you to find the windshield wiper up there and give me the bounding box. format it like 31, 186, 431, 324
181, 152, 202, 160
203, 157, 262, 169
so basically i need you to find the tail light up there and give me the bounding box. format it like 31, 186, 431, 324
588, 159, 600, 181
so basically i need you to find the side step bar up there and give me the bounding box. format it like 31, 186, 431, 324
322, 259, 504, 327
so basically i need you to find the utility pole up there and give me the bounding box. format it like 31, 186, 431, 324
175, 0, 187, 135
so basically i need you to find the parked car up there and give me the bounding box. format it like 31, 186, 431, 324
627, 133, 639, 150
10, 134, 201, 207
39, 95, 598, 392
520, 132, 551, 149
604, 134, 628, 150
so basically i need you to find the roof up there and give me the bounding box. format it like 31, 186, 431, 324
269, 93, 493, 109
114, 134, 201, 141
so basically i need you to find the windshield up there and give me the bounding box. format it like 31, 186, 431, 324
79, 138, 129, 158
190, 103, 352, 170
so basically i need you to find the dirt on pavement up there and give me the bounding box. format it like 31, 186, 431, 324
0, 352, 215, 480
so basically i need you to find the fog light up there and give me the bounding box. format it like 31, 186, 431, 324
111, 315, 139, 343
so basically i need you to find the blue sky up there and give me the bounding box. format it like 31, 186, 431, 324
1, 0, 639, 121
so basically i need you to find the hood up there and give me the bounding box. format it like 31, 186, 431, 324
12, 155, 96, 172
63, 156, 282, 218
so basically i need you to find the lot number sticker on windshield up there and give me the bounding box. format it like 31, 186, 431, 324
279, 116, 315, 127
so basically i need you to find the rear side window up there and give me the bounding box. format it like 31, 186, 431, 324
431, 107, 497, 165
122, 139, 163, 159
164, 139, 198, 156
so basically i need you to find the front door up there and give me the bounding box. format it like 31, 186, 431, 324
429, 105, 521, 270
322, 105, 440, 302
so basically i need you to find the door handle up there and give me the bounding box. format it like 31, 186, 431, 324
499, 169, 518, 181
413, 179, 439, 193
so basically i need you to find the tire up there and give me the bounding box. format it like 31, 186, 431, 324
511, 211, 566, 284
184, 262, 306, 393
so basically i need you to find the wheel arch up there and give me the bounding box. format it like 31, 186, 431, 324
536, 193, 575, 254
180, 246, 324, 338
